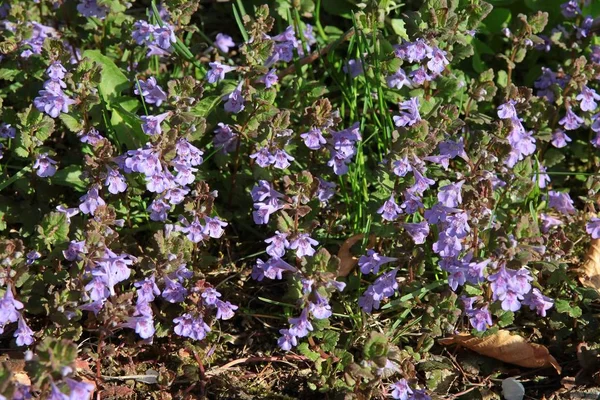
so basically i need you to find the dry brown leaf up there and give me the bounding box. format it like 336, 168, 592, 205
439, 330, 561, 374
578, 238, 600, 293
336, 234, 364, 277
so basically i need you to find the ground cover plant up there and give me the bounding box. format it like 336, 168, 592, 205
2, 0, 600, 398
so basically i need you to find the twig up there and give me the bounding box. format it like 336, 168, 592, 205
277, 28, 356, 80
205, 355, 308, 376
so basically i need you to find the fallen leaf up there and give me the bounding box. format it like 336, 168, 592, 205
337, 234, 376, 277
336, 234, 364, 277
577, 238, 600, 293
439, 330, 561, 374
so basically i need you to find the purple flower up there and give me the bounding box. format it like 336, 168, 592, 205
265, 231, 290, 258
437, 181, 464, 207
63, 240, 87, 261
249, 147, 273, 168
316, 178, 336, 202
301, 128, 326, 150
223, 83, 245, 113
389, 379, 413, 400
77, 0, 108, 19
85, 277, 109, 301
393, 97, 421, 127
426, 47, 449, 75
0, 285, 23, 327
467, 306, 492, 332
343, 58, 364, 78
272, 149, 295, 169
122, 315, 155, 339
309, 293, 332, 319
251, 180, 283, 202
439, 137, 468, 161
403, 222, 429, 244
410, 67, 433, 86
540, 213, 563, 233
577, 85, 600, 112
259, 69, 279, 88
0, 123, 16, 139
206, 62, 236, 84
173, 313, 210, 340
213, 123, 239, 153
358, 249, 398, 275
134, 77, 167, 106
551, 129, 571, 148
411, 169, 435, 194
251, 257, 296, 281
153, 25, 177, 50
148, 199, 170, 221
559, 109, 584, 130
359, 269, 399, 313
378, 195, 403, 221
277, 328, 297, 351
65, 378, 94, 400
33, 153, 58, 177
401, 190, 424, 214
522, 289, 554, 317
548, 190, 576, 215
532, 165, 550, 189
386, 68, 411, 89
289, 233, 318, 257
132, 21, 154, 45
201, 288, 221, 306
49, 382, 68, 400
432, 232, 462, 258
497, 100, 517, 119
586, 217, 600, 238
141, 112, 169, 135
14, 315, 34, 346
214, 33, 235, 53
560, 0, 580, 18
215, 299, 238, 320
505, 120, 536, 167
177, 216, 206, 243
104, 167, 127, 194
392, 157, 412, 177
134, 276, 160, 303
79, 186, 105, 215
161, 276, 188, 303
47, 62, 67, 81
252, 201, 281, 225
444, 211, 470, 238
34, 90, 76, 118
79, 300, 105, 316
288, 308, 313, 337
202, 216, 227, 239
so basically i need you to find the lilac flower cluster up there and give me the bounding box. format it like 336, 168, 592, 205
387, 38, 450, 89
20, 22, 59, 58
0, 285, 34, 346
277, 280, 345, 351
34, 61, 76, 119
132, 20, 177, 57
111, 133, 204, 222
265, 25, 315, 66
389, 378, 432, 400
497, 100, 536, 168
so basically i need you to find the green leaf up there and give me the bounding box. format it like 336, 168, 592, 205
390, 19, 409, 40
297, 342, 320, 362
191, 95, 221, 118
50, 165, 87, 192
59, 113, 84, 133
483, 8, 512, 33
37, 212, 70, 248
111, 98, 147, 149
82, 49, 129, 104
363, 332, 388, 359
555, 299, 582, 318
